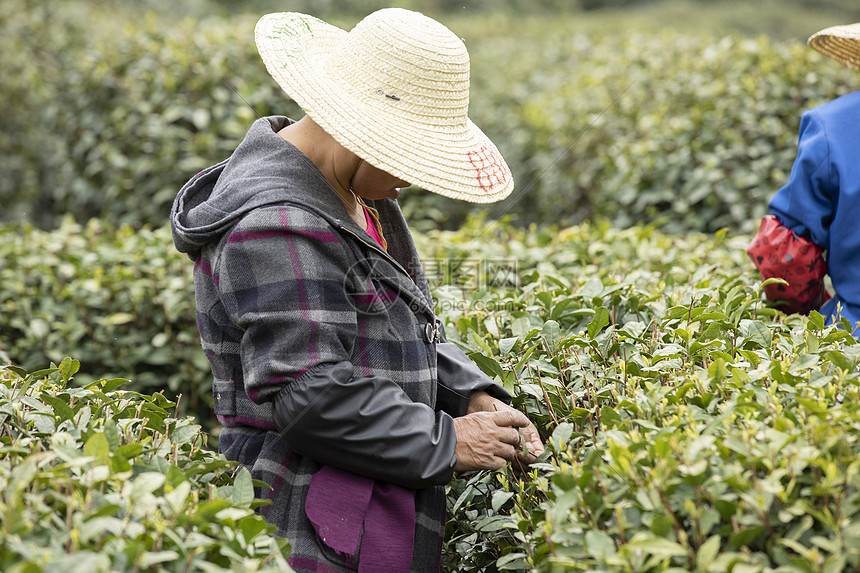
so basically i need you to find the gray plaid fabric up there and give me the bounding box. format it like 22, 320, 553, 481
171, 117, 503, 572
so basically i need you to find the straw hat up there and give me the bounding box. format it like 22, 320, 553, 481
808, 22, 860, 72
255, 8, 513, 203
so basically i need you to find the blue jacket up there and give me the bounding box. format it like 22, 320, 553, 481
769, 90, 860, 332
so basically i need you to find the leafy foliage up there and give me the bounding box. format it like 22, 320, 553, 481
5, 213, 860, 570
0, 219, 210, 426
2, 0, 856, 232
463, 32, 855, 234
0, 358, 291, 572
417, 219, 860, 572
0, 0, 296, 230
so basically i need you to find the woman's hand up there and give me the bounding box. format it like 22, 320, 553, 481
452, 391, 545, 471
452, 409, 529, 471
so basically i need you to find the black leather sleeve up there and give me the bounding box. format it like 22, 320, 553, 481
435, 342, 512, 418
272, 361, 458, 489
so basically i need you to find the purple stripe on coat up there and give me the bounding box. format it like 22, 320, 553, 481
261, 452, 292, 520
247, 373, 303, 403
357, 307, 371, 378
357, 276, 373, 377
267, 373, 299, 385
227, 229, 339, 244
216, 415, 277, 430
195, 256, 219, 286
350, 289, 399, 305
282, 207, 319, 367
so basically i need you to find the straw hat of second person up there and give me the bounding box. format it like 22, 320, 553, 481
808, 22, 860, 72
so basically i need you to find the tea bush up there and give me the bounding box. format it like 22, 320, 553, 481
0, 358, 291, 572
418, 219, 860, 572
2, 0, 856, 232
0, 219, 209, 425
464, 32, 855, 233
0, 0, 296, 230
5, 214, 860, 570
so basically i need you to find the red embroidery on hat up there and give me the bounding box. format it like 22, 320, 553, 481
468, 146, 507, 193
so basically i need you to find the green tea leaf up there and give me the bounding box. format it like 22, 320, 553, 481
40, 393, 75, 421
542, 320, 561, 349
551, 422, 574, 451
232, 467, 255, 508
585, 529, 616, 560
83, 432, 110, 463
103, 418, 120, 450
491, 491, 514, 513
468, 352, 504, 380
239, 514, 269, 543
744, 320, 772, 348
588, 307, 611, 340
139, 551, 180, 568
628, 534, 687, 557
131, 472, 166, 499
498, 337, 518, 354
172, 423, 201, 444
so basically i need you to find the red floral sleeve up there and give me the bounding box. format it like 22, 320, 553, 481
747, 215, 831, 315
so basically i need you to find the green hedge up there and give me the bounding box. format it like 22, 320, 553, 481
415, 218, 860, 571
5, 214, 860, 570
464, 31, 855, 233
0, 358, 291, 572
0, 219, 210, 426
2, 1, 856, 233
0, 1, 298, 230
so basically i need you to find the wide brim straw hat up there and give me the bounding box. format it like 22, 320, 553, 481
808, 22, 860, 72
255, 8, 513, 203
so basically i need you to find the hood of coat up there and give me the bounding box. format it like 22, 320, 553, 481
170, 116, 360, 257
170, 115, 436, 308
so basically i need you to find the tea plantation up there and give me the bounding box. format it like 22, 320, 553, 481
4, 216, 860, 571
421, 219, 860, 572
3, 0, 860, 571
2, 0, 857, 232
0, 360, 292, 573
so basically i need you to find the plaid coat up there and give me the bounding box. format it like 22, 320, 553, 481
171, 117, 507, 572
